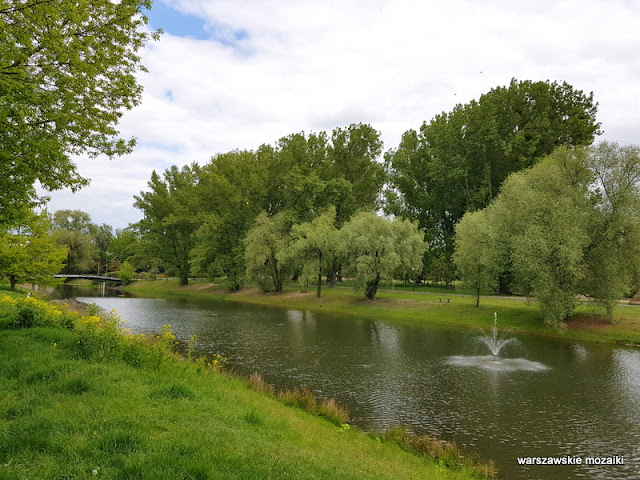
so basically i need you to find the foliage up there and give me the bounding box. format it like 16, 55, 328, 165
134, 165, 202, 285
91, 223, 113, 275
582, 142, 640, 317
190, 150, 267, 290
287, 207, 338, 298
455, 142, 640, 327
244, 212, 292, 293
0, 0, 159, 225
338, 212, 426, 299
384, 427, 498, 480
117, 261, 136, 284
0, 210, 67, 290
0, 295, 74, 329
51, 209, 95, 274
453, 211, 499, 307
385, 79, 601, 280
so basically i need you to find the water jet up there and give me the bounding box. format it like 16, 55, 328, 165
446, 313, 548, 372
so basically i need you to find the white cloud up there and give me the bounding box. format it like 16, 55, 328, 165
46, 0, 640, 228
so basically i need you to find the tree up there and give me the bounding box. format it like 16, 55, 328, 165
469, 148, 592, 326
110, 227, 146, 269
134, 165, 201, 285
338, 212, 425, 300
0, 209, 67, 290
385, 79, 601, 284
452, 211, 499, 307
287, 207, 338, 298
51, 209, 95, 274
0, 0, 159, 225
244, 212, 292, 293
190, 150, 268, 290
117, 261, 136, 284
91, 223, 113, 275
454, 144, 640, 327
582, 142, 640, 317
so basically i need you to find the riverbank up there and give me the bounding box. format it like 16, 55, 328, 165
125, 279, 640, 347
0, 291, 492, 480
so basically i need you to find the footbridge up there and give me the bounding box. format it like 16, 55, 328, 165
55, 274, 124, 285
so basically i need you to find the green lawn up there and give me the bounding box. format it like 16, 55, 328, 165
0, 291, 491, 480
126, 279, 640, 347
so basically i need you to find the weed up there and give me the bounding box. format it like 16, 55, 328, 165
248, 372, 274, 396
276, 387, 349, 426
384, 426, 498, 479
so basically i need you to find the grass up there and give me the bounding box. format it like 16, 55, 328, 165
125, 278, 640, 347
0, 291, 491, 480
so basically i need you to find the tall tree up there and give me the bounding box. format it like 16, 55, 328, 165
286, 207, 338, 298
337, 212, 425, 300
191, 150, 268, 290
582, 142, 640, 317
0, 0, 159, 225
0, 209, 67, 290
51, 209, 95, 274
454, 142, 640, 326
134, 165, 201, 285
385, 79, 601, 284
244, 212, 293, 293
452, 210, 500, 307
91, 224, 114, 275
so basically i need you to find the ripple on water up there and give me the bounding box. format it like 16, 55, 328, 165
446, 355, 549, 372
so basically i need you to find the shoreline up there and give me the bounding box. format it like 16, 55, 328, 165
124, 279, 640, 348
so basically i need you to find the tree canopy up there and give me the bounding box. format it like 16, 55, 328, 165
385, 79, 601, 282
0, 209, 67, 290
338, 212, 425, 300
0, 0, 158, 225
134, 165, 201, 285
454, 142, 640, 326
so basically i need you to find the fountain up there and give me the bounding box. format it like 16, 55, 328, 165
446, 313, 548, 372
479, 312, 516, 358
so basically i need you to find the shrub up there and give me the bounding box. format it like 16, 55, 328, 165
0, 295, 78, 329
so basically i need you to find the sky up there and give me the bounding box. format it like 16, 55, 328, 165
44, 0, 640, 229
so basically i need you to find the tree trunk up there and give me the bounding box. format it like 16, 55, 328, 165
316, 253, 322, 298
365, 279, 379, 300
10, 275, 17, 291
475, 286, 480, 307
327, 258, 338, 288
179, 273, 189, 285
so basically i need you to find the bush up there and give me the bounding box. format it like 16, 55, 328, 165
0, 295, 78, 329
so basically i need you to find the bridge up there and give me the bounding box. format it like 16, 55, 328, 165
55, 274, 124, 285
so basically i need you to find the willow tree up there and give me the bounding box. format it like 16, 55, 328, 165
287, 207, 338, 298
244, 212, 293, 293
455, 143, 640, 326
0, 0, 159, 225
338, 212, 425, 300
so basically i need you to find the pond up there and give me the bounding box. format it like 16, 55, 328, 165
51, 286, 640, 480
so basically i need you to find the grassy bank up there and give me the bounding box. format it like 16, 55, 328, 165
125, 279, 640, 346
0, 293, 492, 480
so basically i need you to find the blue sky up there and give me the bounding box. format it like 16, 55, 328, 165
45, 0, 640, 229
146, 1, 209, 40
